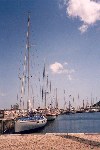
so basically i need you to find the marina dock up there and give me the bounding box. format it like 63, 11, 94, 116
0, 118, 15, 134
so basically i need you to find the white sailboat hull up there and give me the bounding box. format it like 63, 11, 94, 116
15, 117, 47, 133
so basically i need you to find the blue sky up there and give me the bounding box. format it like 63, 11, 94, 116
0, 0, 100, 109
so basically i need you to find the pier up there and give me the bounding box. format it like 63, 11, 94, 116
0, 110, 15, 134
0, 118, 15, 134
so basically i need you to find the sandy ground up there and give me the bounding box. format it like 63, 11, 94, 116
0, 133, 100, 150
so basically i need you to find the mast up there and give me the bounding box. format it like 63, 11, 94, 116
27, 14, 31, 111
83, 99, 84, 109
91, 93, 92, 106
27, 14, 30, 99
64, 89, 66, 110
69, 101, 71, 111
45, 90, 46, 109
56, 88, 58, 109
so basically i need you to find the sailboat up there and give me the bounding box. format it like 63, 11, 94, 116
44, 79, 56, 121
46, 88, 58, 121
46, 108, 57, 121
15, 14, 47, 133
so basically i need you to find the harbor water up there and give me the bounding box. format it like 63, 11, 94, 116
35, 112, 100, 133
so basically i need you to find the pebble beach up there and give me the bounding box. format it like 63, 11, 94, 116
0, 133, 100, 150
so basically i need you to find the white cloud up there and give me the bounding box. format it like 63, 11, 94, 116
50, 62, 75, 80
50, 62, 64, 74
78, 24, 88, 33
65, 0, 100, 33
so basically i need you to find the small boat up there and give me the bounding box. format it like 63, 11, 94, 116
15, 114, 47, 133
45, 109, 56, 121
46, 112, 56, 121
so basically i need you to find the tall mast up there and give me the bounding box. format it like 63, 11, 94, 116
26, 13, 31, 111
27, 14, 30, 100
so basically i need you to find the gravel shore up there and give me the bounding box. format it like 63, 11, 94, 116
0, 133, 100, 150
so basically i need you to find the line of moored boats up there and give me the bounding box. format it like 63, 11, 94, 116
1, 105, 99, 133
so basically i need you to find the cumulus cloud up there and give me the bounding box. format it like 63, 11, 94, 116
65, 0, 100, 33
50, 62, 75, 80
50, 62, 63, 74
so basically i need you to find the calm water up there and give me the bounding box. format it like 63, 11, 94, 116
36, 112, 100, 133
